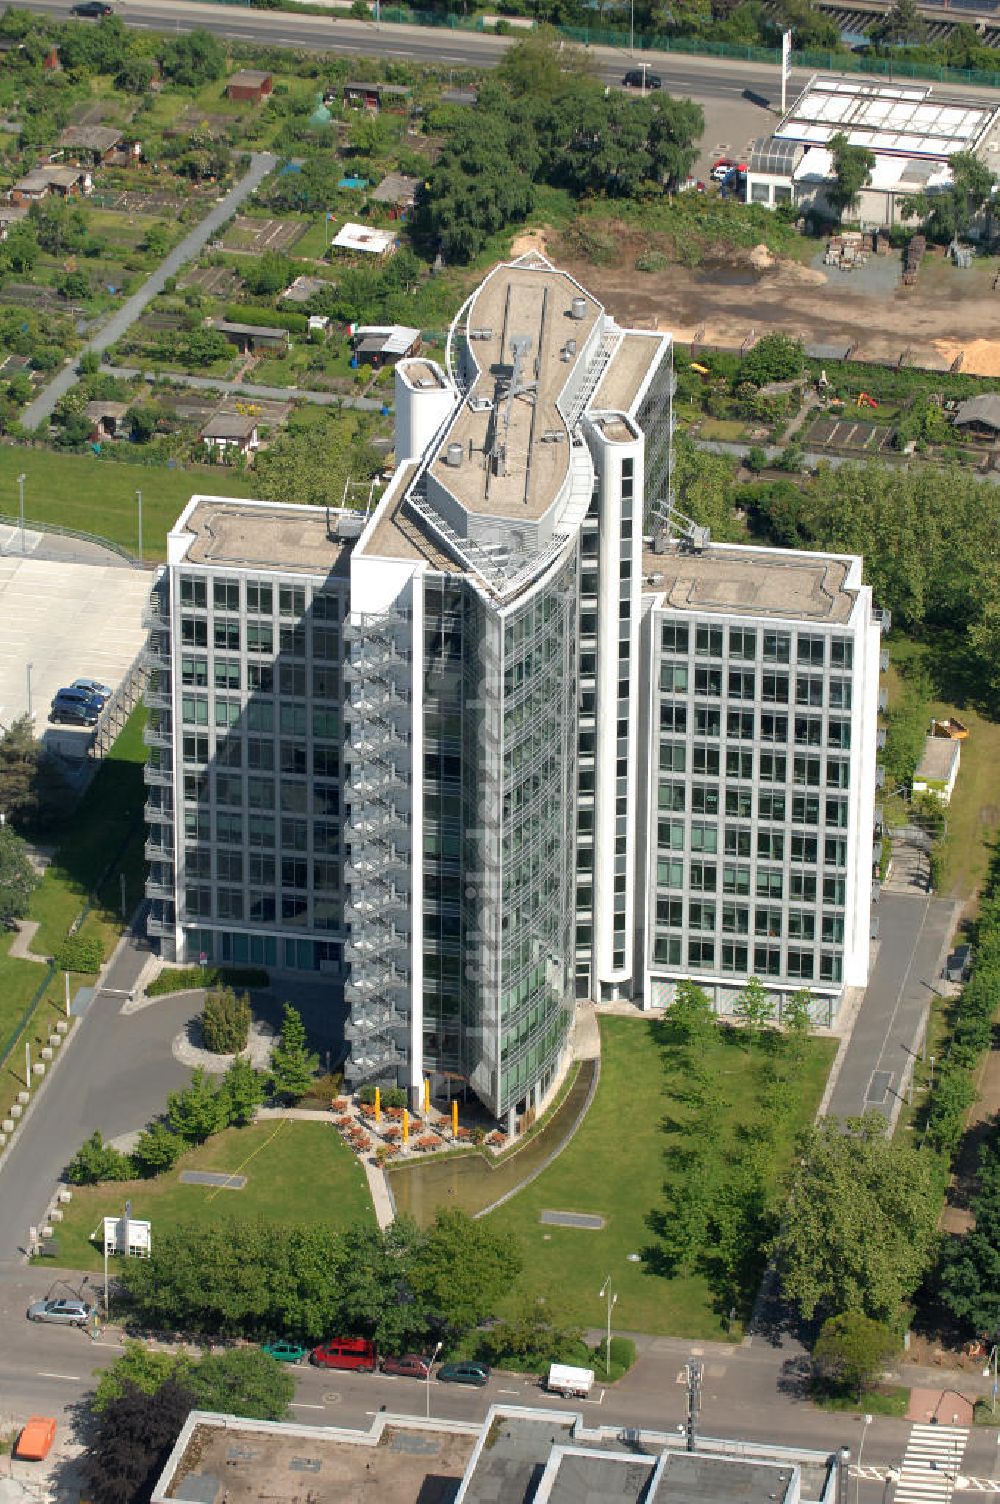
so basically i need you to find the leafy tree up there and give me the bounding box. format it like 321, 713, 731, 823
781, 988, 813, 1057
187, 1348, 293, 1421
734, 976, 774, 1051
162, 28, 226, 87
94, 1341, 192, 1412
812, 1311, 898, 1398
874, 0, 926, 49
242, 250, 294, 297
66, 1130, 134, 1185
80, 1378, 194, 1504
201, 986, 251, 1053
220, 1055, 266, 1127
28, 197, 88, 255
115, 58, 156, 94
0, 822, 37, 928
253, 411, 382, 510
827, 132, 875, 219
0, 717, 63, 831
1, 223, 38, 276
269, 1004, 319, 1101
476, 1295, 583, 1369
769, 1113, 942, 1321
738, 333, 804, 387
666, 977, 717, 1047
132, 1121, 185, 1177
409, 1209, 522, 1337
166, 1067, 226, 1143
902, 151, 997, 243
126, 403, 163, 443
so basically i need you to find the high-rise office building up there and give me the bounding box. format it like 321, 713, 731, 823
145, 254, 883, 1132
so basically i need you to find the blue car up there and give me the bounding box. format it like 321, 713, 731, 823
50, 688, 102, 726
70, 678, 113, 705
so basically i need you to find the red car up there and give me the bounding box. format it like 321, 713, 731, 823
710, 157, 747, 183
381, 1353, 432, 1379
311, 1337, 376, 1372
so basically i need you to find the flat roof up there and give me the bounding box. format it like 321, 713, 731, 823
161, 1419, 475, 1504
916, 734, 960, 781
429, 262, 601, 521
178, 499, 357, 575
592, 330, 662, 412
776, 74, 998, 160
228, 69, 272, 86
371, 171, 420, 204
644, 541, 858, 623
344, 80, 411, 95
201, 412, 257, 439
651, 1452, 797, 1504
364, 465, 457, 571
398, 359, 448, 391
215, 320, 288, 339
332, 223, 396, 254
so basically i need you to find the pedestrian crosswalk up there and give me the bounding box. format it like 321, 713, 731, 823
894, 1422, 969, 1504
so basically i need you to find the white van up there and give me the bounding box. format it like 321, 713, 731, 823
546, 1363, 594, 1398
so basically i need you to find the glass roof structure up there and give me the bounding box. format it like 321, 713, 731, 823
748, 136, 802, 175
775, 74, 999, 160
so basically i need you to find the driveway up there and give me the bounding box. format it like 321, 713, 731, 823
105, 365, 386, 413
21, 152, 277, 429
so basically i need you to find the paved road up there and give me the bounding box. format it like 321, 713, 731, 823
105, 365, 387, 412
0, 925, 197, 1264
826, 891, 959, 1123
20, 152, 277, 429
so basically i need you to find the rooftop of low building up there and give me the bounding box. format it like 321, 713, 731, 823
643, 538, 859, 623
176, 498, 360, 576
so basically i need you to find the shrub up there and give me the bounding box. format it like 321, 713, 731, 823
132, 1122, 185, 1177
146, 966, 268, 998
358, 1084, 407, 1108
201, 987, 252, 1054
223, 304, 308, 334
54, 934, 104, 974
67, 1130, 134, 1185
812, 1311, 897, 1399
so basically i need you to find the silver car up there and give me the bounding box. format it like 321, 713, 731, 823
26, 1298, 94, 1326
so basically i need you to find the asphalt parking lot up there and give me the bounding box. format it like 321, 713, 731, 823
0, 552, 152, 754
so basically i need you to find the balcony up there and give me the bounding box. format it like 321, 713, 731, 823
878, 688, 888, 714
344, 1041, 403, 1079
144, 760, 173, 787
143, 635, 170, 670
880, 649, 890, 673
145, 878, 174, 902
146, 902, 175, 937
144, 800, 173, 824
144, 837, 174, 861
144, 680, 172, 712
876, 728, 887, 751
875, 766, 885, 789
143, 720, 172, 749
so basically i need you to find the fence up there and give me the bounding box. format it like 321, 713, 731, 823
0, 509, 142, 569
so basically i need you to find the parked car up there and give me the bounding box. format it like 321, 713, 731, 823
70, 2, 114, 15
50, 689, 102, 726
945, 944, 972, 984
261, 1340, 309, 1364
14, 1418, 56, 1461
310, 1337, 376, 1372
622, 68, 662, 89
381, 1353, 432, 1379
26, 1298, 94, 1326
710, 157, 745, 182
437, 1361, 490, 1387
70, 678, 113, 705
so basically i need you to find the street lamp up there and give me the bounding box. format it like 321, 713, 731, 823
425, 1340, 443, 1420
598, 1277, 617, 1379
17, 472, 26, 554
629, 0, 634, 56
136, 488, 143, 566
984, 1344, 998, 1416
856, 1413, 873, 1504
25, 660, 32, 724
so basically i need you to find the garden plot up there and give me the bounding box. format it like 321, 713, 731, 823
178, 265, 243, 298
806, 416, 897, 455
221, 216, 307, 254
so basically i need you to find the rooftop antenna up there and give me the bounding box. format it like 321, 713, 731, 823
489, 333, 537, 480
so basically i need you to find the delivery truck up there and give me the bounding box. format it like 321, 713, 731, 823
546, 1363, 594, 1398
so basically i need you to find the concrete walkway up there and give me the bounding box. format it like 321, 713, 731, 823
6, 919, 48, 964
105, 365, 387, 413
21, 152, 278, 429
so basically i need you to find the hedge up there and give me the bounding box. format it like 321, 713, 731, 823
224, 304, 308, 334
53, 934, 104, 974
146, 965, 269, 997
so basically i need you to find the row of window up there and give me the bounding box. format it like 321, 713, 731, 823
657, 739, 850, 788
185, 886, 340, 927
184, 928, 341, 974
650, 853, 846, 904
179, 576, 342, 620
661, 622, 852, 668
181, 737, 339, 777
179, 616, 340, 661
182, 811, 340, 852
180, 701, 339, 739
658, 781, 849, 825
660, 662, 852, 708
651, 936, 841, 982
657, 830, 849, 872
654, 897, 845, 942
181, 849, 340, 887
180, 655, 340, 700
655, 704, 852, 747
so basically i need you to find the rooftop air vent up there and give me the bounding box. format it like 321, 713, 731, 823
469, 326, 493, 340
445, 442, 464, 468
569, 297, 586, 320
469, 396, 493, 413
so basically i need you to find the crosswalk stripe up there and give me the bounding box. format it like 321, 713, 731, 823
894, 1422, 969, 1504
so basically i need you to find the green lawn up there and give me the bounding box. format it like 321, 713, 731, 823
0, 449, 256, 560
486, 1016, 835, 1339
49, 1121, 375, 1270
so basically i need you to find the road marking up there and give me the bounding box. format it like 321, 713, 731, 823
498, 1388, 521, 1395
289, 1403, 324, 1410
37, 1371, 81, 1381
895, 1421, 968, 1504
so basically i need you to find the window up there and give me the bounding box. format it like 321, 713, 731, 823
791, 833, 818, 863
185, 886, 212, 918
830, 638, 853, 669
181, 695, 208, 726
658, 820, 684, 850
249, 853, 275, 886
657, 897, 683, 927
248, 814, 275, 848
654, 936, 682, 965
179, 577, 206, 609
757, 830, 784, 860
753, 945, 781, 975
281, 742, 307, 776
282, 895, 308, 924
182, 732, 209, 763
727, 710, 754, 740
695, 707, 721, 737
688, 900, 716, 931
823, 875, 846, 905
281, 663, 307, 698
787, 950, 814, 979
763, 631, 790, 664
796, 675, 824, 707
657, 858, 684, 888
725, 787, 753, 818
790, 872, 817, 902
723, 864, 751, 895
661, 622, 689, 653
690, 822, 719, 853
725, 827, 751, 857
820, 953, 843, 983
828, 679, 852, 710
250, 893, 276, 923
181, 617, 207, 648
825, 836, 847, 867
728, 668, 756, 700
726, 748, 753, 779
759, 752, 787, 782
723, 902, 749, 934
756, 870, 784, 900
214, 579, 239, 612
792, 794, 820, 825
246, 581, 272, 614
696, 625, 723, 657
788, 910, 815, 940
217, 888, 243, 921
279, 585, 306, 618
281, 782, 308, 814
282, 857, 308, 889
828, 720, 852, 749
282, 818, 308, 852
181, 655, 208, 687
798, 634, 825, 666
722, 942, 748, 971
280, 624, 307, 656
693, 745, 721, 776
215, 811, 242, 845
215, 699, 240, 729
247, 738, 274, 770
695, 666, 722, 696
313, 665, 339, 700
688, 939, 716, 967
794, 754, 821, 787
826, 758, 850, 789
751, 182, 770, 204
214, 658, 240, 690
314, 784, 339, 816
762, 673, 788, 704
281, 704, 307, 737
314, 746, 339, 779
758, 792, 786, 821
794, 715, 822, 747
660, 704, 687, 733
215, 773, 242, 807
313, 709, 339, 740
248, 663, 273, 693
313, 860, 340, 892
247, 622, 274, 655
185, 848, 211, 878
826, 797, 849, 828
313, 593, 340, 622
729, 627, 756, 659
314, 628, 340, 661
822, 914, 845, 944
689, 861, 717, 891
692, 785, 720, 815
247, 777, 274, 810
658, 782, 686, 812
184, 811, 210, 842
659, 742, 686, 772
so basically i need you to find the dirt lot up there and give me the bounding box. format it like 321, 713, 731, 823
542, 223, 1000, 374
222, 215, 306, 254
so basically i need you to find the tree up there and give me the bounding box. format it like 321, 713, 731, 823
781, 988, 813, 1058
115, 57, 156, 94
903, 151, 997, 244
132, 1121, 185, 1177
734, 976, 774, 1052
477, 1295, 583, 1368
80, 1377, 194, 1504
162, 28, 226, 87
166, 1067, 226, 1143
0, 822, 37, 928
769, 1113, 941, 1322
201, 986, 251, 1053
812, 1311, 898, 1398
220, 1055, 265, 1127
66, 1130, 134, 1185
665, 978, 717, 1047
93, 1341, 192, 1412
738, 333, 804, 388
827, 132, 875, 219
409, 1209, 523, 1338
874, 0, 926, 49
29, 197, 88, 255
187, 1348, 293, 1421
269, 1003, 318, 1102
